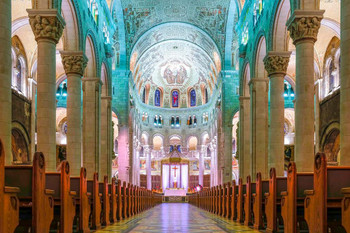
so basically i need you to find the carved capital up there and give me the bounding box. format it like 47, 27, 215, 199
27, 9, 65, 44
287, 10, 324, 44
60, 51, 88, 76
264, 51, 291, 76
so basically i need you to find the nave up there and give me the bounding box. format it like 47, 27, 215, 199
95, 203, 258, 233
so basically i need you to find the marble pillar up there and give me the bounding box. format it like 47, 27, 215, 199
0, 0, 11, 164
264, 51, 291, 176
209, 144, 215, 187
83, 77, 101, 179
249, 78, 269, 179
239, 96, 251, 180
117, 126, 130, 183
199, 145, 206, 186
287, 10, 323, 171
28, 9, 65, 171
340, 0, 350, 165
100, 96, 112, 181
144, 145, 151, 190
60, 51, 87, 176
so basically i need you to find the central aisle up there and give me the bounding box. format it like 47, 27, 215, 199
95, 203, 260, 233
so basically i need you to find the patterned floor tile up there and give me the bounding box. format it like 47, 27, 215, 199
94, 203, 260, 233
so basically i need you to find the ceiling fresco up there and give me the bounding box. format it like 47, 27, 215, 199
121, 0, 231, 58
133, 40, 218, 94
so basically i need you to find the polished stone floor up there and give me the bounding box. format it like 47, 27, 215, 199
95, 203, 260, 233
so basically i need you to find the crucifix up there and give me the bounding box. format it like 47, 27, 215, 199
172, 166, 178, 177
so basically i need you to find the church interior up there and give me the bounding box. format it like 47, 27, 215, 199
0, 0, 349, 232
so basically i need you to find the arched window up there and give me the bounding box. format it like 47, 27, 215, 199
11, 128, 29, 164
190, 89, 196, 107
205, 89, 209, 104
142, 88, 146, 103
172, 90, 179, 107
155, 89, 161, 107
56, 79, 68, 108
16, 59, 22, 92
329, 60, 334, 92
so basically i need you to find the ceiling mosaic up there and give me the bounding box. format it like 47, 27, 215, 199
121, 0, 231, 58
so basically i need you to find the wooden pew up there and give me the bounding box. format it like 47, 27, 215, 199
70, 167, 91, 233
264, 168, 287, 233
341, 187, 350, 233
244, 175, 256, 226
46, 161, 76, 233
231, 180, 237, 221
221, 184, 226, 217
122, 181, 127, 219
218, 185, 223, 216
127, 183, 132, 217
0, 139, 20, 233
304, 153, 350, 233
87, 173, 102, 230
252, 172, 269, 230
236, 178, 245, 223
109, 177, 117, 223
5, 153, 53, 233
280, 162, 313, 233
99, 176, 110, 226
116, 180, 123, 220
210, 187, 214, 213
225, 182, 232, 218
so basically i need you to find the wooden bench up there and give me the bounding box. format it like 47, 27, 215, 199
116, 179, 123, 220
218, 185, 223, 216
304, 153, 350, 233
127, 183, 132, 217
341, 187, 350, 232
244, 175, 256, 226
87, 173, 102, 230
70, 167, 91, 233
122, 181, 127, 219
252, 172, 269, 230
280, 162, 313, 233
109, 177, 117, 223
0, 139, 20, 233
5, 152, 54, 233
236, 178, 245, 223
231, 180, 237, 221
99, 176, 110, 226
225, 182, 231, 218
264, 168, 287, 233
46, 161, 76, 233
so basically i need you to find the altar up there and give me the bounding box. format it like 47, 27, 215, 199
161, 146, 189, 194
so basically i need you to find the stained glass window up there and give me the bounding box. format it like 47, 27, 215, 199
190, 89, 196, 107
142, 88, 146, 103
172, 90, 179, 107
155, 89, 161, 106
16, 60, 22, 92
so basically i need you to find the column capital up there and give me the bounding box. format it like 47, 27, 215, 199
287, 10, 324, 45
264, 51, 292, 76
27, 9, 65, 44
60, 51, 88, 76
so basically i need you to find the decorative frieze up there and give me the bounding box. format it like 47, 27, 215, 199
263, 51, 291, 76
287, 10, 324, 44
27, 9, 65, 44
60, 51, 88, 76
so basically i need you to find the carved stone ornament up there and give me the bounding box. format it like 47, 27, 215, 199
27, 10, 65, 44
287, 11, 324, 44
61, 52, 88, 76
264, 54, 290, 76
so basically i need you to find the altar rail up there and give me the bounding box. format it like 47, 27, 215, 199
1, 148, 162, 233
162, 196, 189, 203
189, 152, 350, 233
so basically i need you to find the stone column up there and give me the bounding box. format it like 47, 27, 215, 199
27, 9, 65, 171
287, 10, 323, 171
340, 1, 350, 165
82, 77, 101, 179
264, 51, 291, 176
0, 0, 11, 164
249, 78, 269, 179
144, 145, 151, 190
60, 51, 87, 176
100, 96, 112, 181
199, 145, 206, 186
209, 143, 215, 187
29, 78, 37, 160
239, 96, 250, 180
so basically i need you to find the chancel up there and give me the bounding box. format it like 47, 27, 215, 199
0, 0, 350, 232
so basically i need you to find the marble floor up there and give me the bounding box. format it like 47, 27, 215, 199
95, 203, 260, 233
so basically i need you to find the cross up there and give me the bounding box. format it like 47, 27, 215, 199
172, 166, 178, 177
